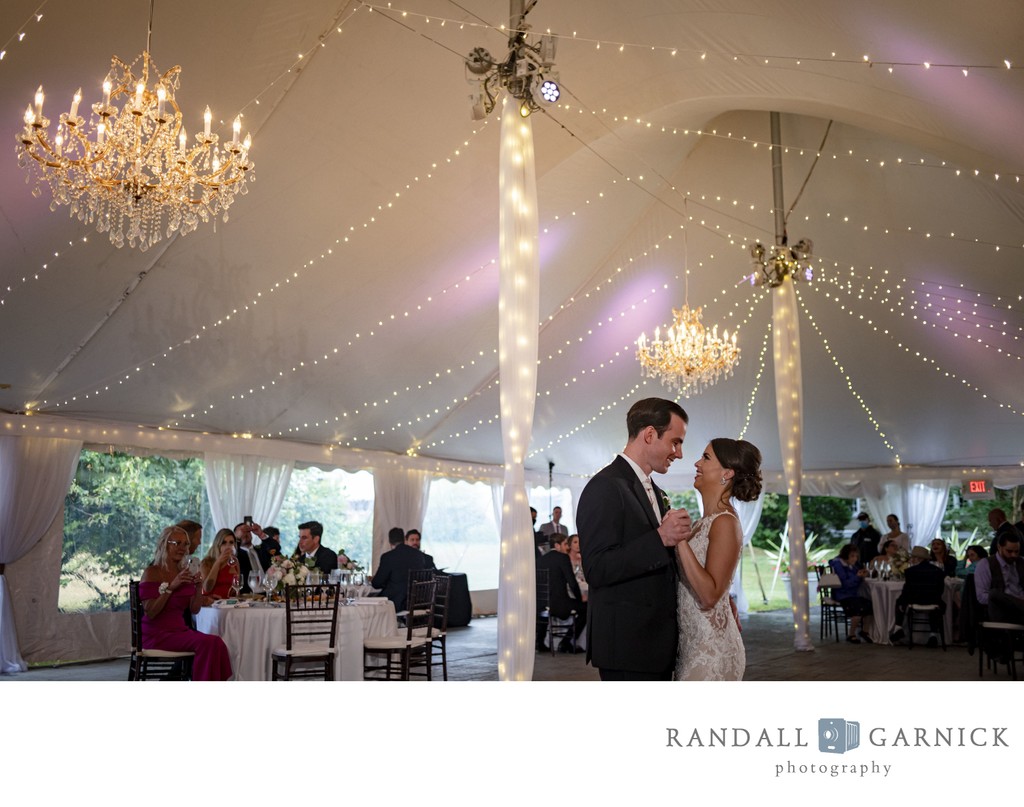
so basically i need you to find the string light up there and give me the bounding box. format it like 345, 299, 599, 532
0, 1, 47, 68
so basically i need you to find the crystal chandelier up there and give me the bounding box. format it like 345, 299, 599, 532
15, 15, 253, 252
637, 304, 740, 396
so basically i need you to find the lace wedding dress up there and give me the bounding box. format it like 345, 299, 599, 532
673, 511, 745, 681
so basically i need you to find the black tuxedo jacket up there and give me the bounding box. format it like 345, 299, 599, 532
896, 560, 946, 610
294, 545, 338, 576
371, 543, 432, 611
538, 550, 583, 619
577, 455, 677, 674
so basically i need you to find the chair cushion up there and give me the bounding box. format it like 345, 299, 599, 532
364, 635, 432, 651
138, 649, 195, 659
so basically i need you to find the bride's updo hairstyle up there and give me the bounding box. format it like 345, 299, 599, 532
710, 438, 763, 503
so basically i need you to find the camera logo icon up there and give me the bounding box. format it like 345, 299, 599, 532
818, 718, 860, 754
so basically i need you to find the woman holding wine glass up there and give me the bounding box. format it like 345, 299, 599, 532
139, 525, 232, 681
200, 528, 242, 600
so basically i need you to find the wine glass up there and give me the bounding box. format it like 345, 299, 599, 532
247, 570, 261, 596
229, 574, 241, 598
263, 573, 276, 602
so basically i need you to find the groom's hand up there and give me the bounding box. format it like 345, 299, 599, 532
658, 508, 692, 547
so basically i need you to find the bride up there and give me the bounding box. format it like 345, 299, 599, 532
673, 438, 762, 681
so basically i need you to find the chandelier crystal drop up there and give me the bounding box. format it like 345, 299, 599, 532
15, 51, 254, 252
636, 304, 741, 397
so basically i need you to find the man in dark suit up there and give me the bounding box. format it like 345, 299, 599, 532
404, 529, 436, 571
372, 527, 432, 611
577, 397, 692, 681
889, 545, 946, 645
537, 534, 586, 652
295, 520, 337, 576
235, 521, 266, 594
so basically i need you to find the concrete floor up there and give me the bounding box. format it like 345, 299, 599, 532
2, 607, 1004, 682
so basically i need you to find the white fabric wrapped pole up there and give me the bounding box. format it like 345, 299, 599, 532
773, 281, 813, 651
497, 98, 540, 681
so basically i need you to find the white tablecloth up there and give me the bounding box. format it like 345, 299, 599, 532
196, 599, 396, 681
864, 577, 961, 645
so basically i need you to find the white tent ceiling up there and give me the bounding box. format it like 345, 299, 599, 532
2, 0, 1023, 487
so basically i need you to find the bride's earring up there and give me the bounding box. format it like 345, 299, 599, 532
721, 477, 726, 485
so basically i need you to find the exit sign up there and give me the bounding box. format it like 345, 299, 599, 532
962, 478, 995, 500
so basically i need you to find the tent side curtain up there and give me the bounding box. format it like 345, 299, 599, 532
203, 452, 294, 530
0, 436, 82, 672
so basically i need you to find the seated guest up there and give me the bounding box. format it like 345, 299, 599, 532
956, 545, 989, 578
371, 527, 432, 611
537, 534, 587, 652
258, 526, 282, 569
139, 525, 232, 681
974, 531, 1024, 625
828, 544, 874, 643
929, 538, 958, 578
177, 519, 204, 556
889, 546, 946, 646
235, 521, 266, 593
200, 528, 241, 599
869, 540, 898, 574
405, 528, 436, 570
295, 520, 338, 576
568, 533, 587, 597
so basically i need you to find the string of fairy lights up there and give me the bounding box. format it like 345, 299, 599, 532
9, 1, 1022, 466
359, 2, 1021, 75
794, 288, 902, 462
0, 1, 47, 66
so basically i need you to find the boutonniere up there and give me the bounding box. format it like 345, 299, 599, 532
660, 491, 672, 512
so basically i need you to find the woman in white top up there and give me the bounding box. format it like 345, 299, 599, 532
879, 514, 911, 554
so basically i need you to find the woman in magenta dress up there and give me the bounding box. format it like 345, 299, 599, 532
200, 528, 241, 600
140, 525, 232, 681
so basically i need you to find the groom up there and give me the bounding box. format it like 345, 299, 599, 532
577, 398, 692, 681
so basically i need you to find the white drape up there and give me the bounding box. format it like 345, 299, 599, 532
731, 494, 765, 614
371, 468, 432, 570
773, 281, 813, 650
204, 452, 294, 533
497, 99, 540, 681
905, 481, 950, 547
0, 436, 82, 673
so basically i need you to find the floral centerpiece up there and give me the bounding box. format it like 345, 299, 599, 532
263, 554, 317, 594
887, 548, 912, 579
336, 548, 364, 573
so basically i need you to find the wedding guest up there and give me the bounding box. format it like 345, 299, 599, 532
828, 544, 874, 643
974, 531, 1024, 625
531, 507, 547, 556
295, 520, 338, 576
139, 525, 232, 681
258, 526, 282, 569
371, 527, 432, 611
988, 508, 1023, 555
537, 534, 586, 652
850, 512, 881, 567
956, 545, 989, 579
405, 529, 435, 570
235, 521, 267, 592
869, 540, 899, 574
540, 506, 568, 538
929, 538, 957, 577
889, 546, 945, 646
200, 528, 242, 599
177, 519, 203, 555
879, 514, 910, 554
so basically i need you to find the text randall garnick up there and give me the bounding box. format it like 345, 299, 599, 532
666, 727, 1008, 748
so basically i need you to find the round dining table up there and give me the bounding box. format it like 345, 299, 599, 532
196, 597, 396, 680
863, 576, 962, 645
